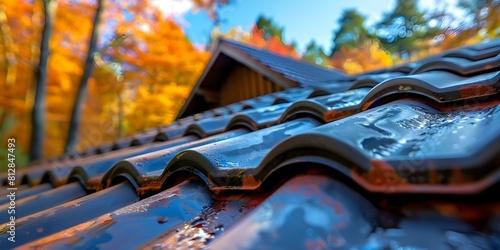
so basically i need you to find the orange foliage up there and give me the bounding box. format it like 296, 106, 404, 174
249, 25, 300, 58
0, 0, 209, 158
213, 25, 300, 59
330, 41, 393, 74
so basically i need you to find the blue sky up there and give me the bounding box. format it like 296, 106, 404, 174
167, 0, 460, 53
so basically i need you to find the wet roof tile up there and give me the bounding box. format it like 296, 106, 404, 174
0, 182, 138, 246
226, 102, 292, 130
280, 88, 370, 122
166, 118, 320, 189
2, 39, 500, 248
101, 129, 248, 190
208, 175, 378, 249
20, 180, 212, 249
0, 182, 86, 222
410, 54, 500, 75
271, 99, 500, 193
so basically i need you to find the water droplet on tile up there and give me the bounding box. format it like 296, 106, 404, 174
157, 216, 168, 224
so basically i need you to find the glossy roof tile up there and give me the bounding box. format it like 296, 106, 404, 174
226, 102, 292, 130
410, 54, 500, 75
280, 88, 370, 122
2, 39, 500, 248
0, 182, 138, 246
208, 175, 378, 249
166, 118, 320, 190
70, 136, 198, 190
271, 99, 500, 193
442, 45, 500, 61
212, 175, 500, 249
21, 180, 212, 249
0, 182, 86, 223
101, 129, 248, 191
364, 70, 500, 104
0, 183, 52, 205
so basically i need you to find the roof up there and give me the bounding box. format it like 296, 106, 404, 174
176, 38, 346, 118
2, 38, 500, 249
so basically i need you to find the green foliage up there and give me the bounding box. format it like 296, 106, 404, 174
303, 40, 329, 66
256, 15, 285, 41
458, 0, 499, 38
375, 0, 444, 58
331, 9, 374, 54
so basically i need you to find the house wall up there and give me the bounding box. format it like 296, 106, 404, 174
219, 63, 283, 106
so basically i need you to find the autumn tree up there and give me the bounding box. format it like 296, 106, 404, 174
329, 9, 392, 73
65, 0, 105, 154
30, 0, 57, 161
331, 9, 374, 54
376, 0, 443, 60
455, 0, 500, 41
0, 0, 212, 161
96, 2, 209, 134
303, 40, 330, 66
330, 42, 393, 74
256, 15, 285, 41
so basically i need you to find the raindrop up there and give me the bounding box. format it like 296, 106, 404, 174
157, 217, 168, 224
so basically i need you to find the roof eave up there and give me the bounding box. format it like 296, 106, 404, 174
176, 40, 300, 119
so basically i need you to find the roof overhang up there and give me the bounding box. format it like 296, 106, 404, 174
176, 39, 300, 119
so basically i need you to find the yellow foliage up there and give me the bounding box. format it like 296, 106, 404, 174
0, 0, 209, 159
330, 41, 393, 74
125, 83, 190, 132
342, 59, 363, 74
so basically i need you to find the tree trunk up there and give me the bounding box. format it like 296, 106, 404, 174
30, 0, 57, 161
65, 0, 105, 154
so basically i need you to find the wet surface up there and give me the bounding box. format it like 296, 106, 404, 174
286, 99, 500, 193
19, 180, 212, 249
280, 88, 370, 122
183, 115, 234, 137
2, 38, 500, 249
208, 175, 379, 250
166, 118, 320, 189
411, 53, 500, 75
317, 100, 500, 160
102, 129, 249, 190
0, 183, 52, 206
272, 87, 315, 102
0, 182, 138, 247
209, 174, 500, 250
67, 136, 198, 189
354, 200, 500, 249
226, 102, 292, 130
143, 190, 271, 249
0, 182, 87, 224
